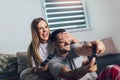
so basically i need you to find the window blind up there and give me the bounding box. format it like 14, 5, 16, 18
42, 0, 90, 31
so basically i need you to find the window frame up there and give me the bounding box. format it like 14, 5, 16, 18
41, 0, 91, 32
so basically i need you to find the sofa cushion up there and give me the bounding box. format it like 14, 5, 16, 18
0, 71, 18, 80
17, 52, 28, 74
0, 53, 18, 79
0, 54, 17, 73
97, 54, 120, 74
100, 37, 119, 56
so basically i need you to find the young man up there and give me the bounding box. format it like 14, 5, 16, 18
48, 29, 105, 80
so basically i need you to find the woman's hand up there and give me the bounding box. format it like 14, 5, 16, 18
34, 64, 48, 73
58, 32, 79, 44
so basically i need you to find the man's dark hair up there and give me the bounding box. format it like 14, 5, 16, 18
51, 29, 66, 42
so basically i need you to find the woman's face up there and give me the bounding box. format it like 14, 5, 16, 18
37, 20, 50, 43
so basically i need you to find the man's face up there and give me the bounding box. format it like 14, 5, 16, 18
55, 32, 71, 53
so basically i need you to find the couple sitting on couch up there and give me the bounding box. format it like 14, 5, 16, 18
20, 17, 120, 80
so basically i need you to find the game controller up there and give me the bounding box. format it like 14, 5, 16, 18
41, 54, 54, 67
88, 45, 97, 64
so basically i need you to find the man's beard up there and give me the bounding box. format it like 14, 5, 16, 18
61, 49, 70, 54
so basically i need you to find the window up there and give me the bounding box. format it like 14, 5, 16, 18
41, 0, 90, 31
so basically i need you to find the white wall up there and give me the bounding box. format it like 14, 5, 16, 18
0, 0, 42, 53
0, 0, 120, 54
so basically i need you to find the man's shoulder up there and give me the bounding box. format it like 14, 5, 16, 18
49, 56, 62, 64
48, 56, 64, 70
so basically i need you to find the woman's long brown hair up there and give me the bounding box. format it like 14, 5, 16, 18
27, 17, 49, 67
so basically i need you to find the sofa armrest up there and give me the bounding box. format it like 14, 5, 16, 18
17, 52, 28, 74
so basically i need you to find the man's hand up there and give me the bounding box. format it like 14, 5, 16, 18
82, 57, 97, 73
90, 40, 106, 55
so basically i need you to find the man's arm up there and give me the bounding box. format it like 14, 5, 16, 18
74, 40, 105, 56
58, 66, 87, 79
58, 58, 97, 79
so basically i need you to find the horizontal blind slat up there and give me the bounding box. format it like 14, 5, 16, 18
49, 22, 86, 28
45, 1, 82, 5
47, 12, 84, 18
48, 19, 85, 25
48, 17, 85, 23
47, 15, 85, 20
45, 0, 81, 2
46, 6, 83, 10
50, 25, 86, 30
46, 3, 82, 8
47, 10, 83, 15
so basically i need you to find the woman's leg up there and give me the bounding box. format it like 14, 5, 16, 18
96, 65, 120, 80
19, 67, 54, 80
19, 67, 40, 80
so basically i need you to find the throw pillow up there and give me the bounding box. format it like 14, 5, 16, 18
0, 54, 17, 74
0, 53, 18, 79
99, 37, 119, 56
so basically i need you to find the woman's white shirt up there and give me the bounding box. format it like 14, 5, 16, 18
39, 43, 49, 61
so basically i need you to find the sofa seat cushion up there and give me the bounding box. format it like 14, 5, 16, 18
0, 53, 18, 78
97, 54, 120, 74
0, 71, 18, 79
0, 75, 18, 80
